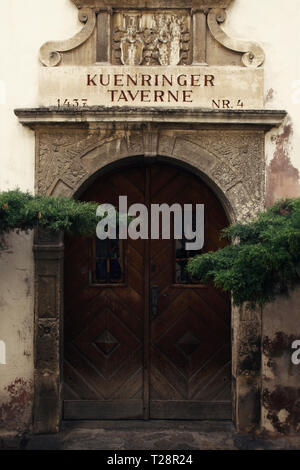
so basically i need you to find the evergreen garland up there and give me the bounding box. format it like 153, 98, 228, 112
187, 198, 300, 308
2, 190, 300, 308
0, 190, 101, 239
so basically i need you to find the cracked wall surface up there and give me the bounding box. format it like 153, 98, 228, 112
262, 288, 300, 435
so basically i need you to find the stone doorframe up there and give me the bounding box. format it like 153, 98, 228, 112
15, 107, 286, 434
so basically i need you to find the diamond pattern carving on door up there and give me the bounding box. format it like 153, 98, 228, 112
93, 330, 120, 357
63, 162, 231, 420
176, 331, 201, 357
64, 166, 146, 419
149, 164, 231, 419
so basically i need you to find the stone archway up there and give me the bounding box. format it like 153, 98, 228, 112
14, 107, 286, 434
63, 158, 233, 421
37, 127, 265, 223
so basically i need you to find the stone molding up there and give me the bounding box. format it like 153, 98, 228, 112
39, 0, 265, 68
207, 9, 265, 68
33, 129, 262, 221
14, 108, 286, 128
71, 1, 234, 8
39, 7, 96, 67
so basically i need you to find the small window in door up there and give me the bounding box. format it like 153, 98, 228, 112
91, 237, 124, 285
174, 210, 203, 284
175, 239, 202, 284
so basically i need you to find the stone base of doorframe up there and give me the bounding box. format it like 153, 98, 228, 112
33, 228, 64, 434
232, 304, 262, 433
4, 420, 300, 450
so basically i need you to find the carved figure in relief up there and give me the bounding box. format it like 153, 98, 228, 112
113, 12, 190, 66
155, 15, 172, 66
154, 15, 186, 66
39, 2, 265, 69
169, 16, 184, 65
120, 15, 144, 66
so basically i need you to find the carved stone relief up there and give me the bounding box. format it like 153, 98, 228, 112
112, 12, 190, 66
36, 126, 265, 223
37, 130, 120, 195
207, 9, 265, 68
39, 0, 265, 69
39, 8, 96, 67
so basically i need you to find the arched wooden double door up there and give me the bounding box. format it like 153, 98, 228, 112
63, 161, 232, 420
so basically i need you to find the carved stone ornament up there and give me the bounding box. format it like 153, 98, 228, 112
207, 8, 265, 68
33, 125, 266, 221
11, 107, 285, 220
39, 7, 96, 67
39, 0, 265, 68
70, 1, 234, 7
118, 15, 145, 66
113, 12, 190, 66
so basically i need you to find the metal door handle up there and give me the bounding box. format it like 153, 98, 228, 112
151, 285, 158, 317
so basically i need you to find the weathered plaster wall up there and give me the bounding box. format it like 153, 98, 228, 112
1, 0, 300, 436
226, 0, 300, 435
0, 0, 79, 436
0, 232, 34, 436
227, 0, 300, 203
262, 287, 300, 436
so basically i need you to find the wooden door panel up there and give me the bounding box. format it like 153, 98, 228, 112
64, 343, 108, 399
149, 401, 232, 420
103, 289, 144, 339
150, 347, 188, 399
151, 292, 191, 341
148, 164, 231, 419
64, 165, 146, 419
192, 362, 232, 401
150, 365, 183, 401
189, 345, 231, 398
63, 361, 99, 401
150, 166, 179, 196
112, 368, 144, 400
153, 310, 223, 378
64, 400, 144, 420
64, 162, 231, 420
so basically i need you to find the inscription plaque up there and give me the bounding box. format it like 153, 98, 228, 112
39, 66, 264, 109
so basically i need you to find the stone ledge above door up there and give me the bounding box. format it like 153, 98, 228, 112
14, 108, 286, 129
71, 0, 234, 7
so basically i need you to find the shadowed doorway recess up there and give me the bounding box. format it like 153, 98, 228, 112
63, 161, 231, 420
